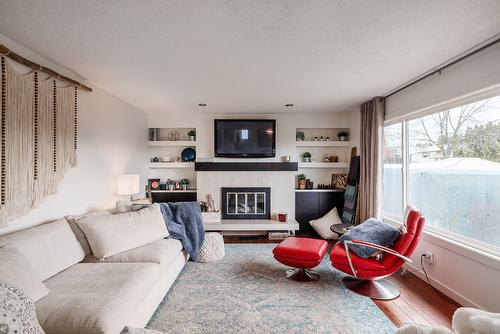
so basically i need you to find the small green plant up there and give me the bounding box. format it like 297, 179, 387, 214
188, 130, 196, 137
297, 174, 306, 180
302, 152, 311, 158
179, 178, 190, 185
337, 130, 349, 138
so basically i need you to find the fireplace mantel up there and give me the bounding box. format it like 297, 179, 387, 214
195, 162, 298, 172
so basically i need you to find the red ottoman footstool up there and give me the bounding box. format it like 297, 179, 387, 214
273, 237, 328, 282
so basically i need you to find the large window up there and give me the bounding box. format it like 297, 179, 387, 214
383, 123, 403, 219
384, 94, 500, 251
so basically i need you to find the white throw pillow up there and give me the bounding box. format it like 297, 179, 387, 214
401, 204, 418, 233
0, 245, 49, 302
65, 210, 112, 256
309, 207, 341, 240
76, 203, 169, 259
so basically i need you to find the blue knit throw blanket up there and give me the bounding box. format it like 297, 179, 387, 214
159, 202, 205, 261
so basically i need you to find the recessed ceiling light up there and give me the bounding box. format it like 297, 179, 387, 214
285, 104, 294, 107
198, 103, 207, 107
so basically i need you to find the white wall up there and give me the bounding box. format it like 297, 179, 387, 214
0, 35, 148, 236
385, 41, 500, 312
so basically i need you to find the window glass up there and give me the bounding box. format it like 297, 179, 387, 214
383, 123, 403, 218
407, 96, 500, 247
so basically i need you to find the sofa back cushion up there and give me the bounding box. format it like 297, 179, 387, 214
65, 210, 112, 256
0, 219, 85, 281
76, 203, 169, 259
0, 245, 49, 302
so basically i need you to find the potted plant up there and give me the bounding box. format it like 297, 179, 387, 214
188, 130, 196, 141
302, 152, 312, 163
180, 178, 190, 190
337, 130, 349, 141
297, 174, 307, 189
167, 179, 175, 191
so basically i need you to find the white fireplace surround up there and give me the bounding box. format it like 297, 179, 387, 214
197, 171, 296, 220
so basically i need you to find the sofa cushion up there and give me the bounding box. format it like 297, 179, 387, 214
76, 204, 169, 259
36, 262, 162, 334
83, 239, 183, 272
0, 219, 85, 281
65, 210, 112, 256
0, 245, 49, 302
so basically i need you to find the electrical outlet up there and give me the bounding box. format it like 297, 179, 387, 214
422, 250, 434, 265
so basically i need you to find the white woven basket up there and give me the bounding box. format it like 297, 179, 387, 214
198, 232, 225, 263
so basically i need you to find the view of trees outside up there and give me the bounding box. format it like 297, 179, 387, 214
384, 96, 500, 248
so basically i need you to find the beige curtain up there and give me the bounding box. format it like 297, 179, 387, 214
359, 97, 385, 221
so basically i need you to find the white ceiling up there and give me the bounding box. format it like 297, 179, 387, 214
0, 0, 499, 114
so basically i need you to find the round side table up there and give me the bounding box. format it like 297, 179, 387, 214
330, 223, 355, 236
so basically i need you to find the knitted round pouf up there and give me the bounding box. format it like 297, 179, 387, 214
198, 232, 225, 263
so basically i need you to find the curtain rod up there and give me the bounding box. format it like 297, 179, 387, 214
0, 43, 92, 92
384, 35, 500, 99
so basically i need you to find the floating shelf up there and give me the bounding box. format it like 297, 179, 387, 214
148, 162, 195, 169
150, 190, 197, 193
148, 141, 197, 147
295, 141, 351, 147
294, 189, 345, 192
298, 162, 349, 169
195, 162, 298, 172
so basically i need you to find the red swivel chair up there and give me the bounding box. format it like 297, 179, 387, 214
330, 210, 425, 300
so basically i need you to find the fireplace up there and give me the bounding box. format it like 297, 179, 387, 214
221, 187, 271, 220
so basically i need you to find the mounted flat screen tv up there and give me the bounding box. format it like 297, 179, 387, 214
214, 119, 276, 158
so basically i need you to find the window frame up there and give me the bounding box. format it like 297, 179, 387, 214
383, 84, 500, 257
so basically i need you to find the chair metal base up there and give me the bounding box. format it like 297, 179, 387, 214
342, 276, 400, 300
285, 268, 320, 282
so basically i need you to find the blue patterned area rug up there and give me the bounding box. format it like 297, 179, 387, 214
147, 244, 395, 334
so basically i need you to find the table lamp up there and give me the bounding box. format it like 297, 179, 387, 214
116, 174, 140, 202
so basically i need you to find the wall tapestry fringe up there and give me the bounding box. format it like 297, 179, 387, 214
0, 59, 78, 226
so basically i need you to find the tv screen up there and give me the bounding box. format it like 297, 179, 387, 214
214, 119, 276, 158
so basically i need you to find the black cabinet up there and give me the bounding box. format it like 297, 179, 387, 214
151, 191, 197, 203
295, 190, 344, 237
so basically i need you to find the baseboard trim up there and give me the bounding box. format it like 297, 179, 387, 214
403, 263, 482, 310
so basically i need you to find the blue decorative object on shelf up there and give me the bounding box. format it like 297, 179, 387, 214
181, 147, 196, 162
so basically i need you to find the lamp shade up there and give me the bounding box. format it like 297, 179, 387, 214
116, 174, 140, 195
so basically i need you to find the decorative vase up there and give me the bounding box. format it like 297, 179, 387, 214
168, 184, 175, 191
302, 157, 311, 163
189, 135, 195, 141
339, 136, 347, 141
182, 184, 188, 190
299, 180, 306, 189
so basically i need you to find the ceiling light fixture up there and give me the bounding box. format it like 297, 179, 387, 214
198, 103, 207, 107
285, 104, 294, 107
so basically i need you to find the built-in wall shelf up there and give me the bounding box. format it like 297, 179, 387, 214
150, 189, 197, 193
294, 189, 345, 192
298, 162, 349, 169
149, 162, 195, 169
296, 141, 351, 147
195, 162, 298, 172
148, 141, 197, 147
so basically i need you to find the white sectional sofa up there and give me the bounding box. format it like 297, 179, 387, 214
0, 204, 188, 334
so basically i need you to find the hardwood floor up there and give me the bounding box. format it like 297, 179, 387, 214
223, 236, 460, 329
374, 270, 460, 329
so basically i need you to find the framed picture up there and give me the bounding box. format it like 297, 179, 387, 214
332, 174, 348, 190
148, 178, 161, 191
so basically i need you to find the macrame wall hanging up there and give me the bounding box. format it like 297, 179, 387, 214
0, 56, 78, 226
